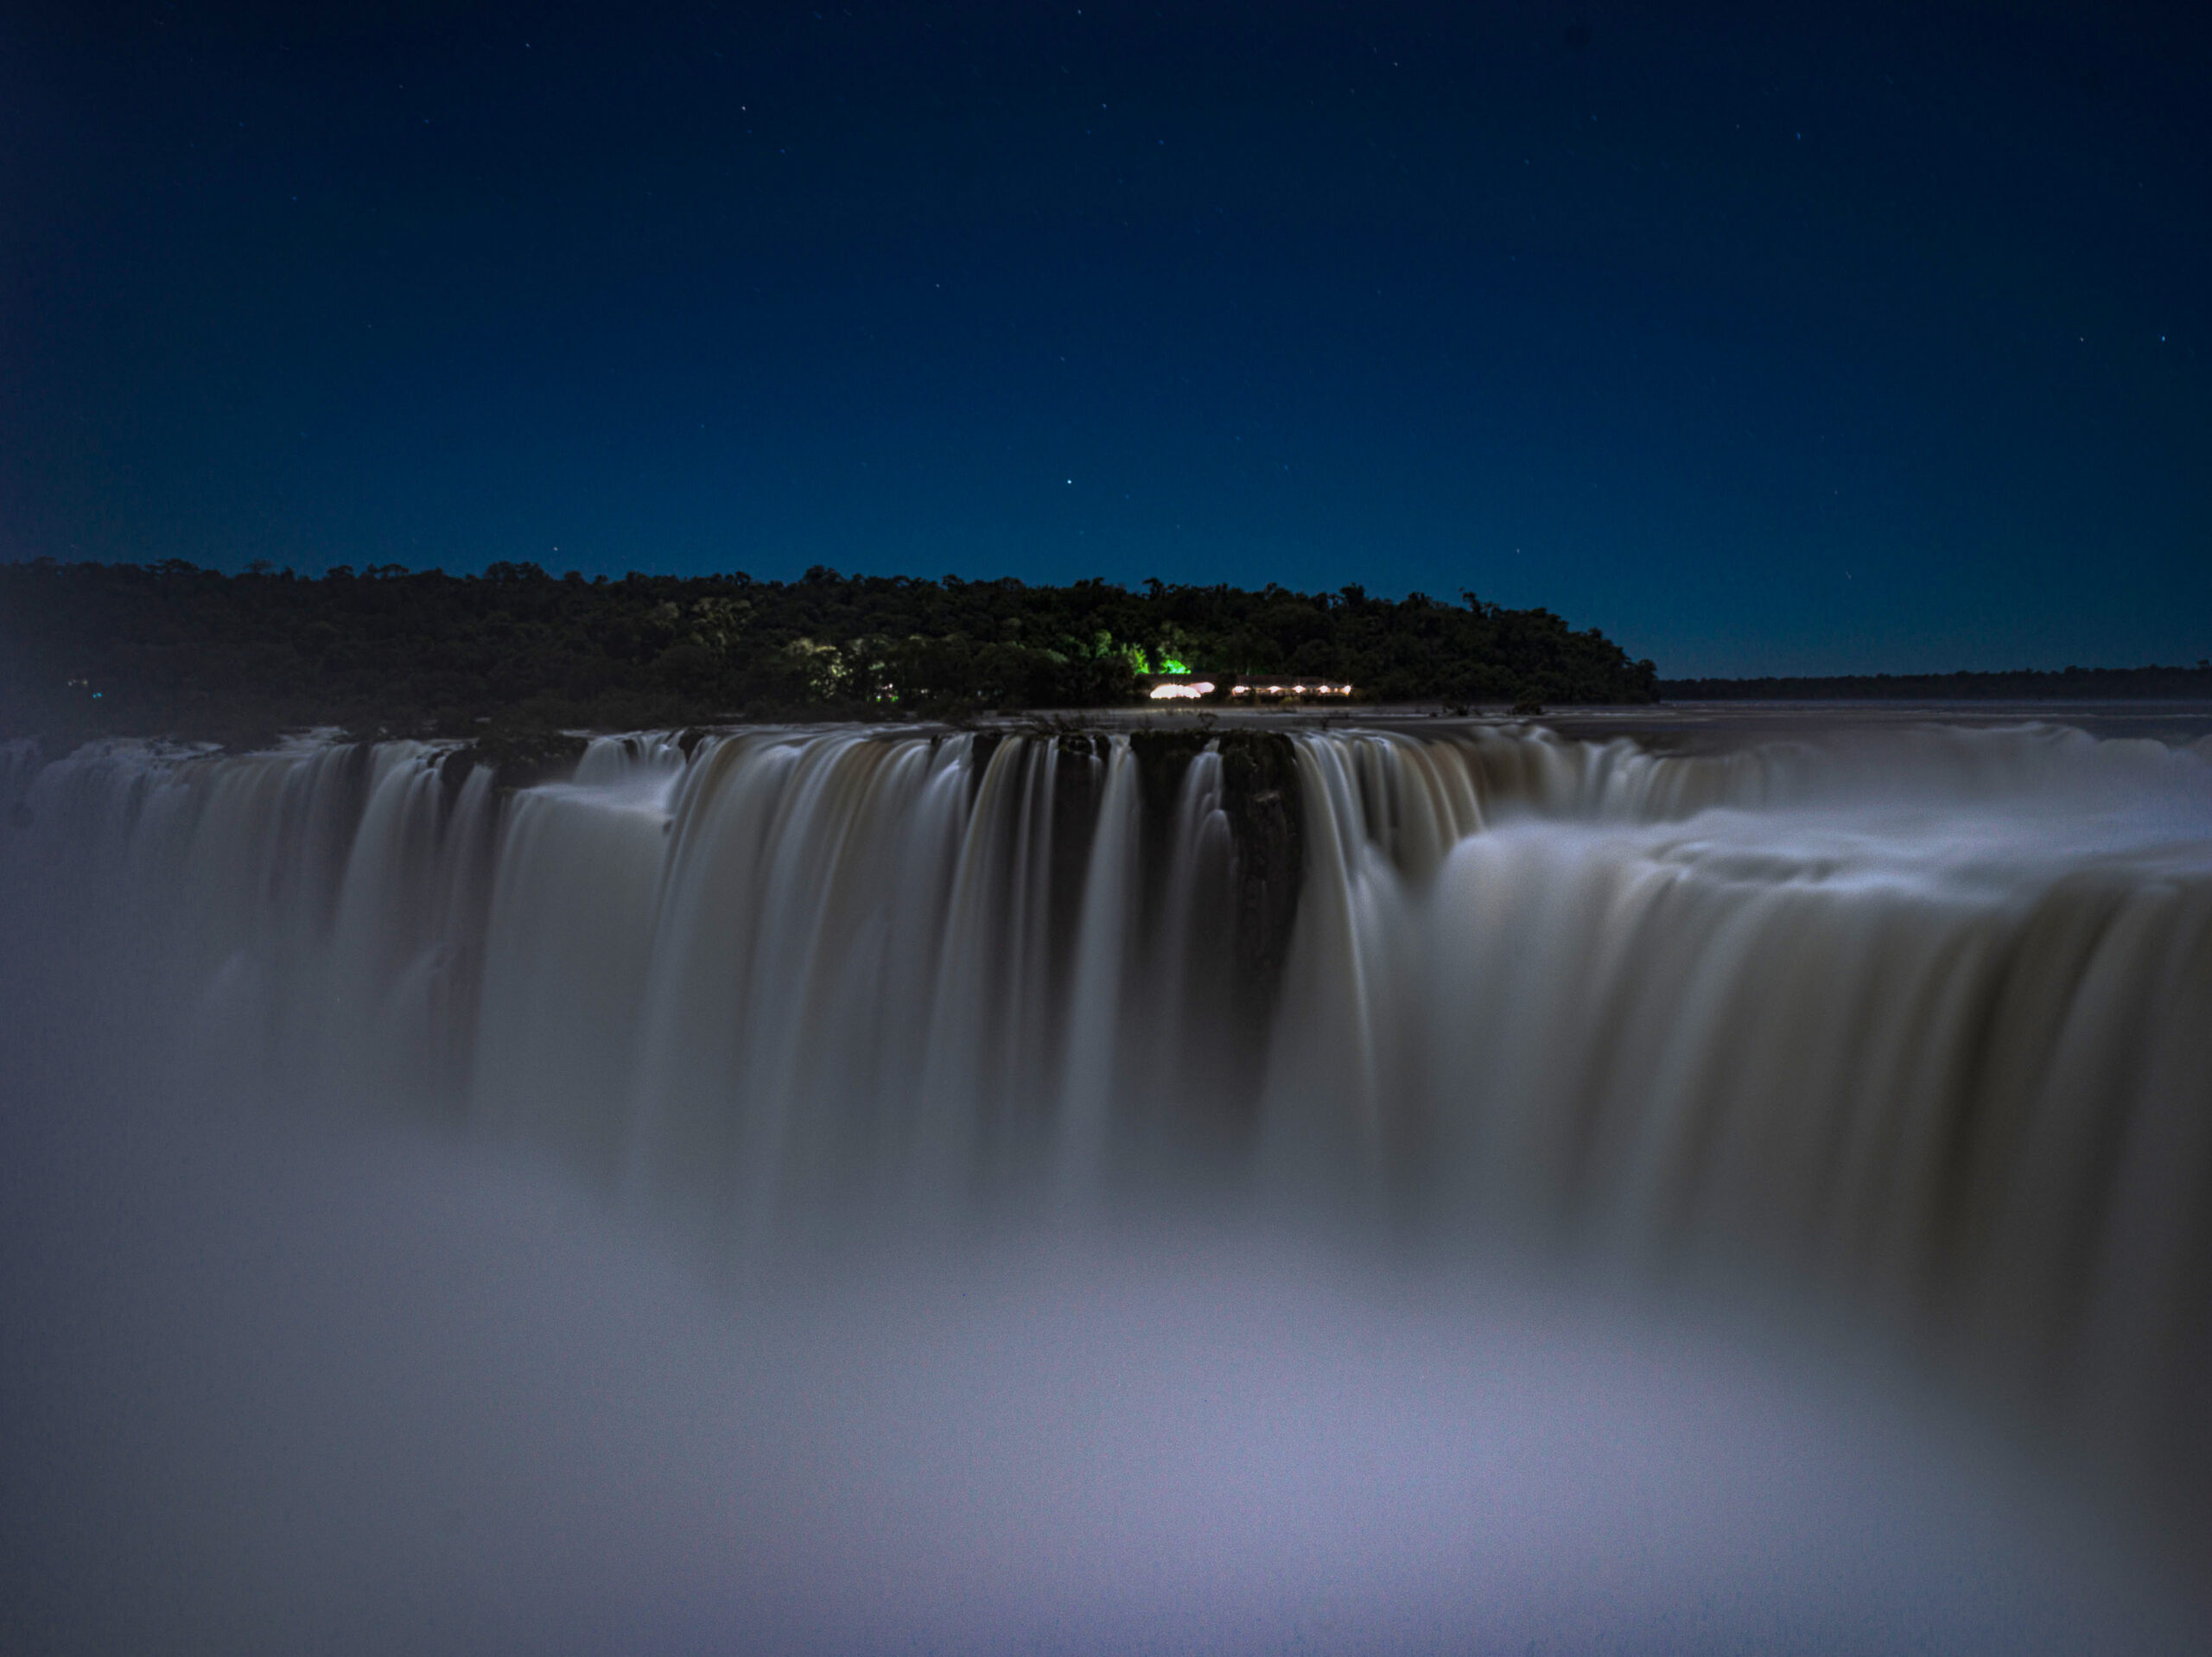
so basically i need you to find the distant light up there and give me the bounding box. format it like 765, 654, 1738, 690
1148, 682, 1214, 700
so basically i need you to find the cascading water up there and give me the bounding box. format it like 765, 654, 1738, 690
3, 716, 2209, 1653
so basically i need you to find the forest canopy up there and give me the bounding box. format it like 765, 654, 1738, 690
1, 559, 1657, 745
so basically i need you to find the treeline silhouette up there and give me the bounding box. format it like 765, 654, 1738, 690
1657, 666, 2212, 701
2, 558, 1657, 745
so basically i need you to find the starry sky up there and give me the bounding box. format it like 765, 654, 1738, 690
3, 2, 2207, 676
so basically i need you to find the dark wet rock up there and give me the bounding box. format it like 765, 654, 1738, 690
1046, 737, 1107, 989
448, 727, 589, 791
207, 721, 284, 755
1217, 733, 1305, 1017
1123, 728, 1304, 1014
963, 729, 1006, 807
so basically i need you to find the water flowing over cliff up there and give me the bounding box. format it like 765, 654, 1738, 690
4, 718, 2210, 1650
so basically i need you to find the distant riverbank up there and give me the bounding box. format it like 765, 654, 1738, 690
1658, 665, 2212, 701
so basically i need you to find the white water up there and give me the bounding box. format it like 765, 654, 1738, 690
3, 718, 2209, 1651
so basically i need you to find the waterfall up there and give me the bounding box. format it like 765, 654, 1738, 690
1256, 725, 2212, 1473
5, 719, 2212, 1546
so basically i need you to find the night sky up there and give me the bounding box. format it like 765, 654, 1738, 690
4, 3, 2207, 676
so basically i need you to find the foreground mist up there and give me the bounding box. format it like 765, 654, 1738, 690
3, 718, 2209, 1652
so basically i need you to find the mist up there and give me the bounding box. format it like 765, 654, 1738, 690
3, 720, 2208, 1653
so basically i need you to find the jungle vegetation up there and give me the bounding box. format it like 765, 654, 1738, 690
1, 558, 1658, 746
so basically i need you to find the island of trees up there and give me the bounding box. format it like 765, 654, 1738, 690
1, 558, 1658, 747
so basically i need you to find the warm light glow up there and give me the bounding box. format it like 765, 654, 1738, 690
1224, 680, 1351, 696
1148, 682, 1215, 700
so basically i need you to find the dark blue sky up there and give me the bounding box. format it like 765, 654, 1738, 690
4, 2, 2206, 674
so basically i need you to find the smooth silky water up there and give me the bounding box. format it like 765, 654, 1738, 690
3, 713, 2209, 1652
